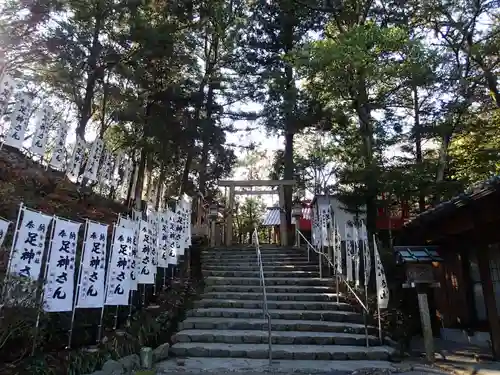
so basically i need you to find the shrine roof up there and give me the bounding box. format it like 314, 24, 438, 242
393, 246, 443, 264
403, 175, 500, 229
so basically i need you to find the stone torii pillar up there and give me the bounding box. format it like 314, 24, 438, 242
225, 185, 235, 246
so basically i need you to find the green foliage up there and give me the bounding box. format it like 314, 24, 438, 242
234, 197, 266, 242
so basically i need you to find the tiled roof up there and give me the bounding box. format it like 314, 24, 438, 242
262, 208, 280, 226
261, 206, 312, 226
404, 175, 500, 228
393, 246, 443, 264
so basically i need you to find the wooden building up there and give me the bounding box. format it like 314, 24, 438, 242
397, 177, 500, 358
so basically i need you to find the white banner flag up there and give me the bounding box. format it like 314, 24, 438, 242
76, 221, 108, 309
9, 208, 52, 280
361, 222, 371, 286
3, 93, 33, 149
50, 122, 69, 169
353, 225, 360, 287
345, 224, 353, 282
158, 212, 169, 268
147, 210, 159, 274
67, 136, 86, 182
167, 209, 179, 265
181, 195, 192, 248
118, 215, 139, 291
0, 217, 11, 249
30, 106, 53, 156
374, 236, 389, 309
137, 220, 155, 284
98, 149, 114, 185
111, 152, 123, 189
0, 74, 15, 116
334, 223, 342, 275
83, 138, 104, 181
43, 218, 81, 312
105, 226, 133, 306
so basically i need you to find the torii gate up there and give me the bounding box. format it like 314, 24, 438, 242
219, 179, 295, 246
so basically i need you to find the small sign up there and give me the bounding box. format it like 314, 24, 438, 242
405, 263, 435, 284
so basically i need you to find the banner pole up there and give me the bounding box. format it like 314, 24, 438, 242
0, 202, 23, 309
97, 224, 116, 343
67, 219, 89, 349
32, 215, 56, 355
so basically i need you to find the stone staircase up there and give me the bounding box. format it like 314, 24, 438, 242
171, 246, 394, 362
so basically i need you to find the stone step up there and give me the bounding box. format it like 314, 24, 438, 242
170, 342, 394, 360
174, 329, 378, 346
202, 259, 313, 266
193, 299, 353, 311
202, 253, 308, 259
179, 317, 374, 334
186, 308, 363, 323
201, 291, 344, 302
202, 270, 319, 278
204, 277, 331, 287
155, 357, 405, 375
202, 247, 304, 255
204, 284, 333, 294
204, 248, 302, 254
202, 264, 319, 272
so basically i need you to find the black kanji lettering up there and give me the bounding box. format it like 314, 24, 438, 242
56, 272, 68, 283
53, 286, 66, 299
24, 232, 38, 246
20, 248, 35, 263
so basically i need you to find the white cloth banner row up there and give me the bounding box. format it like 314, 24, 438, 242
311, 205, 389, 309
2, 197, 192, 312
0, 74, 134, 196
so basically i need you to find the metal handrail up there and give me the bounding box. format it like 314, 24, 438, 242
252, 227, 272, 364
295, 229, 369, 312
295, 229, 373, 347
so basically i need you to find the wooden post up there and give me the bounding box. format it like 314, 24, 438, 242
476, 245, 500, 359
416, 286, 434, 362
226, 186, 235, 246
279, 185, 287, 247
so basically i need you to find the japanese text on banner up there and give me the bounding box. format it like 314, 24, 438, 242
10, 209, 52, 280
30, 106, 53, 156
105, 226, 133, 306
83, 139, 104, 181
50, 123, 69, 169
167, 210, 179, 265
0, 217, 10, 249
158, 212, 169, 268
76, 221, 108, 309
67, 136, 86, 182
137, 220, 155, 284
3, 93, 33, 149
43, 218, 81, 312
117, 216, 138, 291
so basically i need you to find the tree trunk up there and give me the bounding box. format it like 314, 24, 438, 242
199, 80, 216, 197
155, 164, 166, 210
413, 85, 426, 213
199, 33, 219, 197
126, 161, 136, 206
134, 148, 147, 211
281, 10, 297, 246
144, 153, 153, 203
76, 3, 104, 139
355, 76, 377, 238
